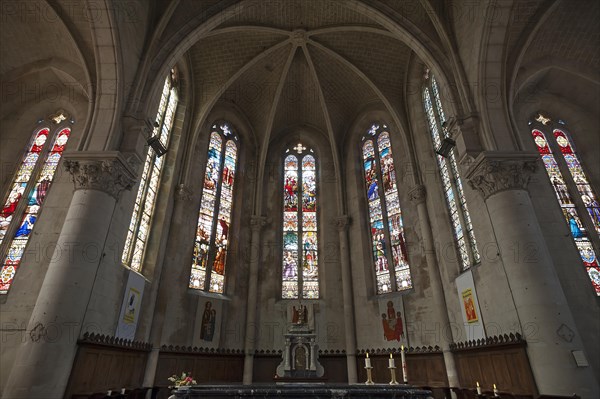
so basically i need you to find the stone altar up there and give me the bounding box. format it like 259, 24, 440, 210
276, 304, 325, 379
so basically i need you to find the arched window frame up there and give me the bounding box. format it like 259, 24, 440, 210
361, 123, 413, 295
0, 111, 74, 294
189, 122, 239, 294
282, 143, 319, 300
422, 73, 480, 270
529, 113, 600, 296
121, 70, 178, 272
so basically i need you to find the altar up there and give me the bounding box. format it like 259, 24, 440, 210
275, 304, 325, 379
172, 384, 432, 399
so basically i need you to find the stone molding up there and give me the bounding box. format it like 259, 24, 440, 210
63, 151, 137, 199
160, 345, 244, 355
78, 332, 152, 351
465, 152, 538, 200
357, 346, 441, 354
250, 215, 269, 231
449, 333, 525, 352
332, 215, 351, 231
175, 184, 194, 202
408, 185, 427, 204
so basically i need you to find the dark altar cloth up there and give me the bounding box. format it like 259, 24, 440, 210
172, 384, 433, 398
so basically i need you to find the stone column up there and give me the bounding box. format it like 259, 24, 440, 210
142, 184, 194, 388
408, 185, 459, 388
242, 215, 268, 384
3, 152, 136, 399
465, 151, 598, 398
335, 215, 358, 383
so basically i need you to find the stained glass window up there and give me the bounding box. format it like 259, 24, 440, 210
0, 115, 73, 295
190, 123, 238, 294
122, 70, 178, 272
530, 117, 600, 296
423, 74, 480, 270
362, 124, 412, 294
282, 144, 319, 299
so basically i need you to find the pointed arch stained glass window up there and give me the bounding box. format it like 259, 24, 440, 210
530, 117, 600, 295
423, 74, 480, 270
362, 124, 412, 294
0, 116, 73, 294
282, 144, 319, 299
190, 123, 238, 294
122, 71, 178, 272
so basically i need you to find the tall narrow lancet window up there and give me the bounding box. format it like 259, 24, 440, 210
530, 114, 600, 295
361, 124, 412, 294
423, 73, 480, 270
282, 143, 319, 299
0, 112, 73, 294
190, 123, 238, 294
122, 70, 178, 272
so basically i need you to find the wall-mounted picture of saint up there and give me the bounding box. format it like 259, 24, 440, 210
123, 287, 140, 324
462, 288, 478, 323
200, 301, 217, 341
381, 300, 404, 341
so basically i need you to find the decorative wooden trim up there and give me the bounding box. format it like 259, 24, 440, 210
160, 345, 244, 355
449, 333, 526, 351
357, 346, 442, 354
78, 332, 152, 351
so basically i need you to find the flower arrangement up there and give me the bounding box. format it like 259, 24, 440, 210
168, 371, 197, 387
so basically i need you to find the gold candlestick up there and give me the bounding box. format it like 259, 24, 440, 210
388, 366, 399, 385
364, 366, 374, 385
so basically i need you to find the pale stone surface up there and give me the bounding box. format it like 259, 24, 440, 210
1, 1, 599, 398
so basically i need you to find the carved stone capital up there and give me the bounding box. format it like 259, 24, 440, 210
175, 184, 193, 202
250, 215, 269, 232
408, 185, 427, 204
332, 215, 351, 231
63, 151, 137, 199
465, 152, 538, 200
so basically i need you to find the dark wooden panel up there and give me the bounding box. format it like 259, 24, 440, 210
154, 352, 244, 386
65, 344, 148, 399
253, 355, 280, 382
454, 345, 537, 395
356, 353, 447, 387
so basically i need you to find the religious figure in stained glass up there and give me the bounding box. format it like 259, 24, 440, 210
362, 124, 413, 294
530, 118, 600, 296
122, 71, 178, 272
282, 145, 319, 299
423, 73, 479, 270
0, 122, 72, 295
190, 123, 238, 294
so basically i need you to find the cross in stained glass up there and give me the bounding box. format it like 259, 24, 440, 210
535, 114, 551, 125
293, 143, 306, 154
368, 124, 379, 136
50, 112, 67, 124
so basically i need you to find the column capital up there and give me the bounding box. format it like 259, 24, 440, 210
250, 215, 269, 231
332, 215, 351, 231
408, 185, 427, 204
465, 151, 538, 200
175, 184, 194, 202
63, 151, 137, 199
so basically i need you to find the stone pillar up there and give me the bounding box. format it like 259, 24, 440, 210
335, 215, 358, 383
242, 215, 268, 384
465, 151, 598, 398
408, 185, 459, 388
142, 184, 193, 388
3, 152, 135, 399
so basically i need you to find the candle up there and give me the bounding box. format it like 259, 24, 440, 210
476, 382, 482, 395
493, 384, 498, 397
400, 345, 407, 383
388, 353, 395, 368
365, 352, 371, 368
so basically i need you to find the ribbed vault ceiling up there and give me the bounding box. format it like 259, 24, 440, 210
187, 1, 418, 145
